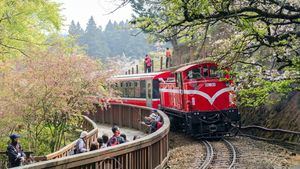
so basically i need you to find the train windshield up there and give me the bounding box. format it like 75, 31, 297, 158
187, 68, 201, 79
186, 65, 221, 80
209, 65, 218, 78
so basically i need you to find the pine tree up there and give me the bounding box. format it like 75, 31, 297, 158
82, 16, 110, 58
68, 20, 77, 36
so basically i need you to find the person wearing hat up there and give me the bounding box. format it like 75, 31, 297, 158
143, 110, 160, 123
6, 134, 25, 168
75, 131, 88, 154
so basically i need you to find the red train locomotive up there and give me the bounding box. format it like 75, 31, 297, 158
109, 61, 240, 138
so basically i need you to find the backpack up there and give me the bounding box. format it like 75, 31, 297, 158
108, 136, 123, 146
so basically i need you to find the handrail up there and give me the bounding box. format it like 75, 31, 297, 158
35, 115, 99, 161
16, 103, 170, 169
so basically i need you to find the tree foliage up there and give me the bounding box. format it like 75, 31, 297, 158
0, 43, 115, 154
0, 0, 61, 61
68, 17, 156, 59
123, 0, 300, 106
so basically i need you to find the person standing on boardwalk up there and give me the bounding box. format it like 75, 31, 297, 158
165, 48, 172, 68
144, 54, 152, 73
75, 131, 88, 154
108, 126, 125, 146
6, 134, 25, 168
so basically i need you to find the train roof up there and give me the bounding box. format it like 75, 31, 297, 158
110, 71, 171, 81
175, 64, 198, 72
175, 61, 217, 73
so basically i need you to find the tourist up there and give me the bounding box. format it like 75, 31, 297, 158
141, 113, 162, 133
97, 137, 103, 148
150, 110, 161, 122
75, 131, 88, 154
120, 133, 129, 143
6, 134, 25, 168
90, 141, 99, 151
101, 134, 109, 148
108, 126, 125, 146
165, 48, 172, 68
144, 54, 152, 73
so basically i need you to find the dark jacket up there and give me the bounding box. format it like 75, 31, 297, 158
108, 135, 125, 146
6, 143, 25, 168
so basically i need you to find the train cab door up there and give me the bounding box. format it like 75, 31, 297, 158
175, 72, 184, 110
146, 79, 152, 107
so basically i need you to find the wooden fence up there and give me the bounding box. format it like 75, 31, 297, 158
39, 116, 99, 161
15, 103, 170, 169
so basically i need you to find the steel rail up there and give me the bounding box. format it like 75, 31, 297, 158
223, 139, 237, 169
200, 140, 214, 169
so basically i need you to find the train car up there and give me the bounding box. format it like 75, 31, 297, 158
109, 61, 240, 138
159, 61, 240, 138
109, 71, 171, 108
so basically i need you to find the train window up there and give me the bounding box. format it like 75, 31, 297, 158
152, 80, 160, 99
176, 73, 182, 88
128, 88, 134, 98
147, 82, 152, 99
187, 68, 201, 79
203, 66, 209, 77
134, 81, 141, 98
140, 80, 146, 98
124, 88, 128, 97
209, 66, 218, 78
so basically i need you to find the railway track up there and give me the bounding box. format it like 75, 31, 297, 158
199, 139, 237, 169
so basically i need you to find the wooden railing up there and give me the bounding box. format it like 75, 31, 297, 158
16, 103, 170, 169
35, 116, 99, 161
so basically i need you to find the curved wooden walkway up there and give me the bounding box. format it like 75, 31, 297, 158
15, 103, 170, 169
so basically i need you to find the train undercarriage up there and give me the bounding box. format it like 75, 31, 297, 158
161, 107, 241, 139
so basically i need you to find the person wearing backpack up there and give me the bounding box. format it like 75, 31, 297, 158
75, 131, 88, 154
108, 126, 125, 146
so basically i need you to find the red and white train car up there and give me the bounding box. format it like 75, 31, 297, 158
159, 62, 240, 138
109, 72, 171, 108
109, 61, 240, 138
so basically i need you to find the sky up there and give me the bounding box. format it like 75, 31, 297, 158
54, 0, 133, 32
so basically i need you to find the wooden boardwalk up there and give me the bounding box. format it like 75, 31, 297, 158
97, 123, 147, 141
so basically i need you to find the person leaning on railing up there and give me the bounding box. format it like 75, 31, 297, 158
74, 131, 88, 154
140, 111, 162, 133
